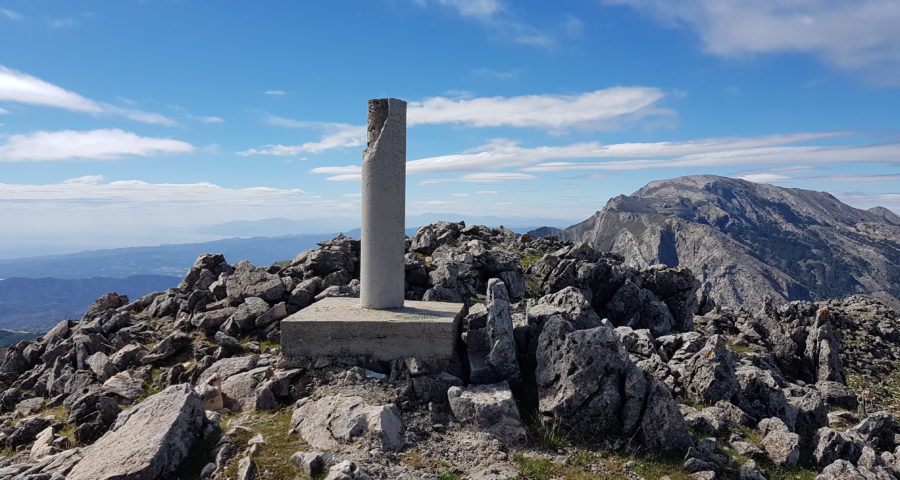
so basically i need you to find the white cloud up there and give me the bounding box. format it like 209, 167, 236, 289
0, 65, 176, 125
833, 192, 900, 214
48, 17, 77, 29
0, 178, 356, 255
450, 193, 470, 197
0, 107, 8, 114
239, 122, 365, 156
605, 0, 900, 84
475, 190, 498, 194
524, 142, 900, 172
341, 193, 362, 198
0, 129, 194, 162
61, 175, 105, 185
244, 88, 672, 157
198, 116, 224, 124
0, 179, 316, 207
472, 68, 522, 80
324, 174, 363, 182
419, 172, 538, 185
738, 171, 900, 184
433, 0, 502, 18
408, 87, 669, 129
415, 0, 552, 47
1, 8, 23, 21
263, 90, 287, 96
408, 132, 843, 174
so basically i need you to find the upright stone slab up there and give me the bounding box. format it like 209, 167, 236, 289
361, 98, 406, 309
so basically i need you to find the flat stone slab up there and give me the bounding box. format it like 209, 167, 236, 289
281, 297, 463, 361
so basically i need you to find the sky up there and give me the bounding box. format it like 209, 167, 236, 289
1, 0, 899, 258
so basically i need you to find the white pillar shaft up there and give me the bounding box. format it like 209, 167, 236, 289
360, 98, 406, 309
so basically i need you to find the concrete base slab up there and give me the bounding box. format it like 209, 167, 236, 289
281, 297, 464, 362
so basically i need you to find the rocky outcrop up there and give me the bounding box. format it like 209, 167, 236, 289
66, 383, 206, 480
536, 316, 692, 454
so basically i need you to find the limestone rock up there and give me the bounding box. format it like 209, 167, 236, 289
226, 260, 286, 303
814, 427, 864, 469
237, 456, 257, 480
220, 366, 274, 412
29, 426, 56, 460
535, 316, 692, 454
141, 331, 192, 364
103, 370, 145, 400
324, 460, 372, 480
198, 355, 259, 386
671, 334, 739, 405
290, 451, 327, 477
484, 279, 520, 382
66, 384, 205, 480
291, 395, 403, 451
447, 381, 526, 444
762, 429, 800, 467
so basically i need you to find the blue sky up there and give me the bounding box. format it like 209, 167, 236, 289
1, 0, 899, 258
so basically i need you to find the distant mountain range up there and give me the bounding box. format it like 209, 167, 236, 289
0, 328, 41, 348
551, 175, 900, 311
0, 219, 549, 333
0, 275, 181, 332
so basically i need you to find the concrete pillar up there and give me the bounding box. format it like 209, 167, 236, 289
360, 98, 406, 309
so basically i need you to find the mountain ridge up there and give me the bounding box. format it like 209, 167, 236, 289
558, 175, 900, 310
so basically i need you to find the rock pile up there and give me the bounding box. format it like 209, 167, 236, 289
0, 221, 895, 479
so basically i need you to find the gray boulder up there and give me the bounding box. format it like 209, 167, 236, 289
141, 331, 192, 365
226, 260, 285, 302
815, 459, 896, 480
66, 384, 206, 480
447, 381, 526, 444
814, 426, 865, 468
324, 460, 372, 480
762, 429, 800, 467
536, 316, 692, 454
198, 355, 259, 386
670, 334, 739, 405
103, 370, 145, 401
220, 366, 275, 412
291, 395, 403, 452
230, 297, 270, 331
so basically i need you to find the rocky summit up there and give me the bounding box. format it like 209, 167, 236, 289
0, 221, 898, 479
556, 175, 900, 312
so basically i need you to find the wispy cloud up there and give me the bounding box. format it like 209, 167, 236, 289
472, 67, 523, 80
415, 0, 553, 47
198, 116, 224, 124
605, 0, 900, 85
408, 87, 670, 129
0, 178, 350, 254
737, 171, 900, 185
238, 120, 365, 156
48, 17, 77, 29
0, 129, 194, 162
243, 87, 672, 156
0, 8, 23, 21
263, 90, 287, 96
0, 107, 9, 114
0, 178, 312, 206
0, 65, 176, 125
406, 132, 844, 174
61, 175, 105, 185
419, 172, 538, 185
